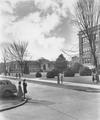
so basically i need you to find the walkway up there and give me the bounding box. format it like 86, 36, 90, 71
1, 75, 100, 92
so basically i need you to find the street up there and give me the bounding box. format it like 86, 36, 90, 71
0, 80, 100, 120
0, 0, 100, 120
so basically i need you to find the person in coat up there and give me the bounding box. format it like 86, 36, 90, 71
23, 79, 27, 99
17, 81, 23, 99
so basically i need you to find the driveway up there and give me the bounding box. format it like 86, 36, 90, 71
0, 81, 100, 120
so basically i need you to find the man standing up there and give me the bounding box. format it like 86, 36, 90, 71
17, 81, 23, 100
19, 73, 21, 79
23, 79, 27, 99
57, 73, 60, 84
61, 72, 64, 84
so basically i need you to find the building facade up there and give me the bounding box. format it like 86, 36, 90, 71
79, 25, 100, 67
4, 58, 55, 73
72, 56, 79, 64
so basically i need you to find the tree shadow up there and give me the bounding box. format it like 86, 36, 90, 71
27, 97, 55, 106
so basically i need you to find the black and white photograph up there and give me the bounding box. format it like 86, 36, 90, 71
0, 0, 100, 120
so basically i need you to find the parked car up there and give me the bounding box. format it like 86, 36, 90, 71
0, 80, 17, 97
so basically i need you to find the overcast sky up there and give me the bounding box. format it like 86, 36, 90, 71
0, 0, 79, 61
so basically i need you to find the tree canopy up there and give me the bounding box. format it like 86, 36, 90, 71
54, 54, 68, 73
7, 41, 28, 75
75, 0, 100, 74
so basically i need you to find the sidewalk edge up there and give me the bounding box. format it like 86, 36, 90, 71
0, 98, 28, 112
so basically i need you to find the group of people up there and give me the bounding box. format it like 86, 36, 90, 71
57, 73, 64, 84
92, 70, 99, 83
16, 73, 21, 79
17, 79, 27, 100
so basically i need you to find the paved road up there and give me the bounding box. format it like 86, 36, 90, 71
0, 79, 100, 120
18, 73, 100, 84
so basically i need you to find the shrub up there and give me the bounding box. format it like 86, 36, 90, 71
51, 69, 59, 76
54, 54, 68, 73
39, 69, 43, 72
46, 69, 59, 78
46, 71, 55, 78
35, 72, 42, 78
24, 62, 30, 74
79, 67, 91, 76
64, 68, 75, 77
71, 62, 83, 73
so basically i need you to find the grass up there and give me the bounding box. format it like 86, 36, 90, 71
10, 72, 100, 85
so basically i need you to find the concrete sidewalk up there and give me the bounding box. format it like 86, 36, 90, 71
23, 77, 100, 92
1, 75, 100, 92
0, 97, 27, 112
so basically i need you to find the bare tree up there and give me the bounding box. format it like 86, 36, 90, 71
7, 41, 28, 76
75, 0, 100, 80
1, 48, 8, 75
0, 42, 11, 75
61, 43, 79, 60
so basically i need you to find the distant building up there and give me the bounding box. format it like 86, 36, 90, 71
28, 58, 55, 72
0, 62, 5, 73
1, 58, 55, 73
72, 56, 79, 64
79, 25, 100, 67
68, 56, 79, 67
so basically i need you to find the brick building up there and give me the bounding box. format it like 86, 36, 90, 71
0, 58, 55, 74
79, 25, 100, 67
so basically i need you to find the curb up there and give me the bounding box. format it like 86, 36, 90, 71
26, 79, 100, 93
2, 76, 100, 93
0, 98, 28, 112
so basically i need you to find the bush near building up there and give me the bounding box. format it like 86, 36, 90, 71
54, 54, 68, 73
35, 72, 42, 78
97, 65, 100, 74
46, 71, 55, 78
64, 68, 75, 77
51, 69, 59, 76
79, 67, 91, 76
46, 69, 59, 78
71, 62, 83, 73
23, 62, 30, 74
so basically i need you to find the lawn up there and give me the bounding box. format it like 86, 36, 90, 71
18, 73, 100, 84
11, 72, 100, 85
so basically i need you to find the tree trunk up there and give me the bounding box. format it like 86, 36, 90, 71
4, 59, 7, 76
92, 52, 99, 82
20, 64, 23, 76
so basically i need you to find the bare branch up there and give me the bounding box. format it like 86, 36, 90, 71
75, 0, 100, 72
6, 41, 28, 75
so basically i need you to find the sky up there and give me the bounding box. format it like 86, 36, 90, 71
0, 0, 79, 61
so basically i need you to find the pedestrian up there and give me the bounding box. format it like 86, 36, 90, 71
17, 81, 23, 100
16, 73, 18, 79
23, 79, 27, 99
92, 73, 95, 82
57, 73, 60, 84
8, 72, 10, 76
95, 72, 99, 83
18, 73, 21, 79
61, 72, 64, 84
92, 71, 95, 83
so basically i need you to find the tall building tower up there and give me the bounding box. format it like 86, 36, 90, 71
79, 25, 100, 67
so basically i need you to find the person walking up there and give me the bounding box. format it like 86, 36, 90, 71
16, 73, 18, 79
17, 81, 23, 100
92, 71, 95, 83
95, 71, 99, 83
23, 79, 27, 99
57, 73, 60, 84
61, 72, 64, 84
18, 73, 21, 79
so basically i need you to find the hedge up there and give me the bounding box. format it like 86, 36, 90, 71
35, 72, 42, 78
79, 67, 91, 76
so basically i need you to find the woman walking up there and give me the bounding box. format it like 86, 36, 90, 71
17, 81, 23, 100
23, 79, 27, 99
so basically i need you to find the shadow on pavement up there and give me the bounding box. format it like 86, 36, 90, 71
26, 97, 55, 106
